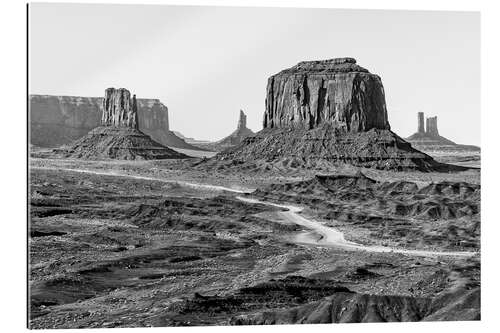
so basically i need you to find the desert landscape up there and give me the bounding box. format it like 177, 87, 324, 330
28, 57, 480, 329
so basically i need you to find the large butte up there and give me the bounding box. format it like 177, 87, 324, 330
51, 88, 188, 160
215, 58, 462, 172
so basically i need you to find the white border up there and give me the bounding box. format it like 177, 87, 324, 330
1, 0, 499, 332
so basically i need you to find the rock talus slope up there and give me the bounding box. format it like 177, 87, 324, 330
214, 58, 451, 172
230, 287, 479, 324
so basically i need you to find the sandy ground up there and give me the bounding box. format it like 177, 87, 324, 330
28, 156, 481, 328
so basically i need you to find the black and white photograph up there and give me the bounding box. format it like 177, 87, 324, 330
15, 0, 495, 330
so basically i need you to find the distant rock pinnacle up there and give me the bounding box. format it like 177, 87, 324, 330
407, 112, 479, 152
425, 116, 439, 136
418, 112, 425, 134
237, 110, 247, 131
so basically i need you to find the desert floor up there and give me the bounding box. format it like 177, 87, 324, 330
28, 156, 480, 328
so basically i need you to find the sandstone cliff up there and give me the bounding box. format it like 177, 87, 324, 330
263, 58, 390, 132
30, 94, 205, 151
209, 58, 452, 172
46, 88, 187, 160
101, 88, 139, 128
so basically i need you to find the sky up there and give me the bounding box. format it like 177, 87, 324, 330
30, 4, 480, 145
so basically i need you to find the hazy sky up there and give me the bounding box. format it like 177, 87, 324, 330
30, 3, 480, 145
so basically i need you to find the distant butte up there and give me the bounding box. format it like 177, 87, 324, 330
406, 112, 480, 152
197, 110, 255, 152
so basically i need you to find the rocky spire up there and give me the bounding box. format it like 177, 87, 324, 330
417, 112, 425, 134
237, 110, 247, 130
101, 88, 139, 129
426, 116, 439, 136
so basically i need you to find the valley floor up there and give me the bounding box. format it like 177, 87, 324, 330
28, 157, 481, 328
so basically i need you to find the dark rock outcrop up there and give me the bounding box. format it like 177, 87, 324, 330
101, 88, 139, 128
29, 94, 206, 151
45, 88, 187, 160
210, 58, 456, 172
230, 287, 479, 324
156, 273, 479, 325
196, 110, 255, 152
263, 58, 390, 132
407, 112, 480, 153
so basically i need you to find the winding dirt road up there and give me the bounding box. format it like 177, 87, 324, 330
32, 166, 478, 258
236, 197, 477, 258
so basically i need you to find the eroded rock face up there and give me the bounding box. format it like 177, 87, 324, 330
263, 58, 390, 132
101, 88, 139, 129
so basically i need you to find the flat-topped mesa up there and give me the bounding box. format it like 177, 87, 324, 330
101, 88, 139, 129
263, 58, 390, 132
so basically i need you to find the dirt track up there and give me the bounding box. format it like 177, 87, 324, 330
31, 166, 478, 258
237, 197, 477, 258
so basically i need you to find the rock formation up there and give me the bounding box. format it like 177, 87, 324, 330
29, 94, 206, 151
101, 88, 139, 128
263, 58, 390, 132
196, 110, 255, 152
425, 116, 439, 136
417, 112, 425, 134
211, 58, 453, 172
407, 112, 480, 153
237, 110, 248, 131
47, 88, 187, 160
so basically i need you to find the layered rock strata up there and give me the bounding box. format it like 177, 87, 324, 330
213, 58, 452, 172
263, 58, 390, 132
29, 94, 205, 151
101, 88, 139, 128
47, 88, 187, 160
